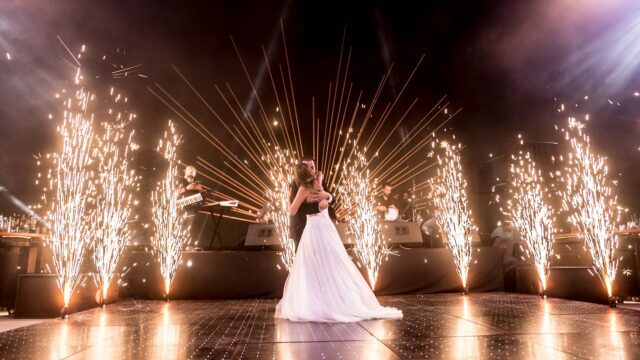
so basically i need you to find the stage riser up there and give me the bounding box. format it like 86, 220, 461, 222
516, 267, 609, 303
118, 248, 506, 300
516, 265, 639, 304
13, 274, 119, 318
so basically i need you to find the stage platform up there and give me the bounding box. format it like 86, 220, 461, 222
120, 248, 505, 300
1, 293, 639, 359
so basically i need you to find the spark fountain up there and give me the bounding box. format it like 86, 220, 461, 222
46, 67, 95, 318
92, 114, 139, 307
504, 135, 556, 298
266, 148, 298, 270
339, 150, 391, 290
559, 118, 622, 307
429, 138, 475, 295
151, 121, 190, 301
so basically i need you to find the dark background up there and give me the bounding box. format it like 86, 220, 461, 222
1, 0, 640, 241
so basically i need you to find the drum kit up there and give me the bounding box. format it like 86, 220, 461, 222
384, 207, 400, 221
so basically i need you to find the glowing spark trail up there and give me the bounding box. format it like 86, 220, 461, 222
559, 118, 621, 298
147, 27, 457, 228
429, 138, 475, 292
92, 115, 139, 305
266, 148, 297, 270
47, 74, 95, 311
151, 121, 190, 298
339, 150, 389, 289
505, 135, 556, 295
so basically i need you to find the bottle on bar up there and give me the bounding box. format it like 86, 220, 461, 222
10, 214, 16, 233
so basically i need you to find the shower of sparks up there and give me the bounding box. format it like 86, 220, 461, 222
46, 70, 96, 307
558, 118, 622, 298
91, 114, 139, 303
147, 25, 458, 227
429, 138, 475, 290
151, 121, 190, 296
339, 150, 390, 289
266, 148, 297, 270
504, 135, 556, 292
40, 43, 145, 306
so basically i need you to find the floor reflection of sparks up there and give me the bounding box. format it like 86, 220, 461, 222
608, 313, 625, 359
538, 300, 556, 349
455, 300, 473, 334
453, 334, 479, 358
53, 322, 70, 359
150, 303, 182, 358
98, 311, 108, 339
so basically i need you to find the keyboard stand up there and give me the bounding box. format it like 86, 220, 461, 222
207, 206, 226, 250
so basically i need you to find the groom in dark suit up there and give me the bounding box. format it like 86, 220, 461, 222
289, 155, 333, 249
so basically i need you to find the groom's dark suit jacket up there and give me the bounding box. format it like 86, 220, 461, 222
289, 180, 334, 248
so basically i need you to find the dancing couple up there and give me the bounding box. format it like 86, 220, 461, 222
275, 155, 402, 322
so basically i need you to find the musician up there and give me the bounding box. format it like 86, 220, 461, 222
398, 189, 414, 221
491, 221, 521, 267
176, 165, 206, 249
374, 183, 398, 220
177, 165, 204, 197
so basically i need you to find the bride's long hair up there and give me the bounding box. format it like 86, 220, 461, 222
294, 163, 315, 188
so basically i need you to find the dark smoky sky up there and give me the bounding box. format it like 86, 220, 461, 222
1, 0, 640, 216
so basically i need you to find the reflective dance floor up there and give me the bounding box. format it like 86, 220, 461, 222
1, 293, 639, 359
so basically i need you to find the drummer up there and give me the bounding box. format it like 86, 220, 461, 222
374, 182, 399, 221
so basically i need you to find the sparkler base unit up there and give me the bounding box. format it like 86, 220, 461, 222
60, 306, 69, 319
609, 297, 617, 308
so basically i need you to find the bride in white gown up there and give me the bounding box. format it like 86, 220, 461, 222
275, 164, 403, 323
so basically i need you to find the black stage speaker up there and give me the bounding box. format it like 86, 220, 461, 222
244, 224, 281, 248
380, 221, 423, 245
245, 222, 423, 248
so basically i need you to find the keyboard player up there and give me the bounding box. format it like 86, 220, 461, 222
176, 165, 207, 249
177, 165, 205, 198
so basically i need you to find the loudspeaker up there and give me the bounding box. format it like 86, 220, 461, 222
380, 221, 423, 244
244, 224, 281, 247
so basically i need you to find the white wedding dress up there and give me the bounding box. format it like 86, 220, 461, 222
275, 210, 403, 322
